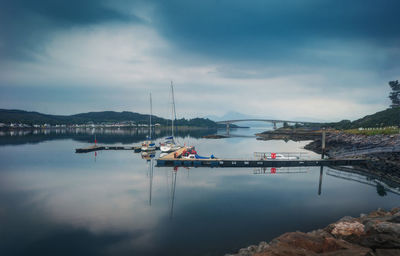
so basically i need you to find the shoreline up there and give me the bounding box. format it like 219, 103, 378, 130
225, 207, 400, 256
303, 132, 400, 173
256, 129, 400, 173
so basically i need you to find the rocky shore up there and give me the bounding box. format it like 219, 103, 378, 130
256, 128, 322, 142
304, 132, 400, 173
226, 207, 400, 256
203, 134, 229, 139
304, 132, 400, 157
229, 130, 400, 256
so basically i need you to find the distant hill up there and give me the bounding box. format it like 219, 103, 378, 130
318, 108, 400, 129
351, 107, 400, 128
205, 111, 260, 121
0, 109, 221, 128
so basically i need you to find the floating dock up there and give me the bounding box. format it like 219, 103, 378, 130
75, 145, 159, 153
156, 158, 367, 168
156, 147, 367, 168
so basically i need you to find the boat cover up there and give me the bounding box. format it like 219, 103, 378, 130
195, 154, 216, 159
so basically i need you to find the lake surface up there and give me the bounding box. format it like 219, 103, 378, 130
1, 128, 399, 256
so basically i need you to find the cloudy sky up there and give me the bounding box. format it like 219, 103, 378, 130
0, 0, 399, 121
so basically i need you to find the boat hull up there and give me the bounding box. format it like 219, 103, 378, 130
160, 145, 181, 153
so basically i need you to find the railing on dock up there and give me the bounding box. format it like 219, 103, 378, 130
254, 152, 309, 160
253, 167, 308, 175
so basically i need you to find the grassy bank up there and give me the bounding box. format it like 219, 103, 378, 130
344, 127, 400, 136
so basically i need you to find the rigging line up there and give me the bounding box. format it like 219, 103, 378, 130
149, 93, 152, 138
171, 81, 176, 139
171, 81, 177, 121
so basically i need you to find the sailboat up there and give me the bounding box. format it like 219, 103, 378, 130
160, 81, 182, 153
141, 93, 156, 152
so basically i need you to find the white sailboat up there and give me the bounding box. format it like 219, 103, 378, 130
141, 93, 156, 152
160, 81, 182, 153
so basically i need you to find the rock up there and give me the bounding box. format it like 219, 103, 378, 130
338, 216, 357, 222
366, 222, 400, 238
389, 215, 400, 224
256, 241, 269, 253
330, 221, 365, 237
359, 233, 400, 249
372, 249, 400, 256
390, 207, 400, 215
253, 231, 371, 256
368, 210, 388, 218
237, 248, 251, 256
228, 208, 400, 256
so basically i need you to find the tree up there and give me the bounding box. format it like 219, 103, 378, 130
389, 80, 400, 108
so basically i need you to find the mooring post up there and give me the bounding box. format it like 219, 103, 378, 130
321, 128, 326, 159
318, 166, 323, 196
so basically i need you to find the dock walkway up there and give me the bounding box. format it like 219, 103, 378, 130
156, 158, 367, 168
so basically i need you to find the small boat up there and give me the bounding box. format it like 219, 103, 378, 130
181, 147, 216, 159
141, 137, 156, 152
141, 150, 156, 161
159, 152, 169, 158
160, 136, 181, 153
141, 93, 156, 152
266, 154, 299, 160
161, 81, 182, 153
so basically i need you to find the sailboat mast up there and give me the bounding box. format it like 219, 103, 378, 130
149, 93, 152, 138
171, 81, 176, 138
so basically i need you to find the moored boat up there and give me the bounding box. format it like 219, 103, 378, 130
141, 93, 156, 152
161, 81, 182, 153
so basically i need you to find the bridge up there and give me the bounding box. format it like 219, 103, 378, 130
216, 119, 319, 133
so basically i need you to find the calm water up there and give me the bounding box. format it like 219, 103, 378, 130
1, 128, 399, 256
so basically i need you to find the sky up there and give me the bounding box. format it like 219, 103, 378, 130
0, 0, 399, 122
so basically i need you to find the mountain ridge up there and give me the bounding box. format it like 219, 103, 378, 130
0, 109, 219, 127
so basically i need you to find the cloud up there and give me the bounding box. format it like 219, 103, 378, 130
0, 0, 399, 121
0, 0, 140, 60
151, 0, 400, 65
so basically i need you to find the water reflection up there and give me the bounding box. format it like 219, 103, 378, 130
148, 158, 155, 206
1, 133, 400, 256
253, 167, 308, 174
327, 167, 400, 196
0, 127, 218, 145
169, 167, 178, 219
319, 166, 323, 196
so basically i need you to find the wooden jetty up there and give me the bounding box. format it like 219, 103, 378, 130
75, 145, 159, 153
156, 158, 367, 168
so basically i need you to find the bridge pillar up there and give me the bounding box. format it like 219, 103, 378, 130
226, 123, 230, 135
273, 121, 277, 130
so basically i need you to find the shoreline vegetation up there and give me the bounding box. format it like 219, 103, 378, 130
226, 207, 400, 256
0, 109, 240, 129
